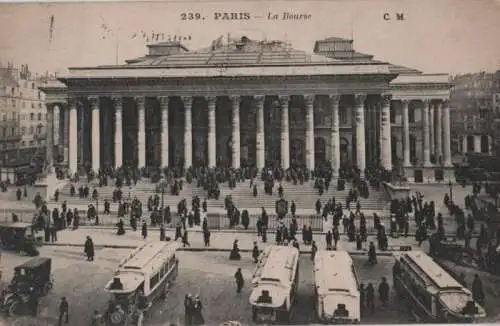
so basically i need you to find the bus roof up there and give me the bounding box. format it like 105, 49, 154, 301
314, 251, 357, 295
259, 246, 299, 285
399, 251, 463, 291
117, 241, 179, 275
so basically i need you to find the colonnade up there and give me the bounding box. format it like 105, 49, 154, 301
45, 94, 453, 177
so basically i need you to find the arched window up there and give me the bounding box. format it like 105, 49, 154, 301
30, 113, 34, 120
2, 128, 6, 137
21, 127, 26, 135
37, 113, 42, 121
29, 126, 33, 135
36, 125, 41, 134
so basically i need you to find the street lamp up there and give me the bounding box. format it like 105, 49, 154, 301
161, 184, 165, 209
448, 179, 453, 203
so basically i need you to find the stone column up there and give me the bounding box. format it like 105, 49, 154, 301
255, 95, 265, 170
304, 94, 315, 171
207, 96, 217, 168
380, 94, 392, 171
136, 96, 146, 168
46, 104, 54, 166
402, 100, 411, 166
422, 100, 432, 166
159, 97, 169, 168
89, 96, 100, 172
112, 96, 123, 168
429, 103, 435, 158
474, 135, 481, 153
63, 106, 69, 164
182, 96, 193, 169
354, 94, 367, 177
279, 95, 290, 169
230, 95, 241, 168
442, 100, 452, 166
435, 101, 443, 163
53, 105, 60, 146
68, 99, 78, 175
330, 95, 341, 177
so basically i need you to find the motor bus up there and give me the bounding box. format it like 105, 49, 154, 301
103, 241, 179, 326
313, 250, 360, 324
393, 251, 486, 323
249, 245, 299, 323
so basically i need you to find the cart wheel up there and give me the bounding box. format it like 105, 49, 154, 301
7, 299, 22, 317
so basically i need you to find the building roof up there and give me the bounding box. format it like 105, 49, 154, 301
389, 64, 422, 75
122, 37, 343, 68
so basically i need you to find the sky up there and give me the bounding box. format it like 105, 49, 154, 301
0, 0, 499, 75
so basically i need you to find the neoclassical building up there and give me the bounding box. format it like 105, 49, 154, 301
41, 36, 454, 182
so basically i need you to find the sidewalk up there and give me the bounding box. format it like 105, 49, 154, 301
44, 227, 425, 255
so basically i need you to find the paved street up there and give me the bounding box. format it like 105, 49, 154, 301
45, 226, 426, 254
0, 247, 413, 326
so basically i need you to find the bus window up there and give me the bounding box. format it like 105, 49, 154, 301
150, 273, 160, 290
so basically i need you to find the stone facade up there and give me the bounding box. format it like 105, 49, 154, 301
41, 37, 455, 182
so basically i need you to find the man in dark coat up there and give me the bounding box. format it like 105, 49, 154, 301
235, 268, 244, 293
141, 221, 148, 239
58, 297, 69, 325
472, 274, 485, 305
252, 242, 259, 263
378, 277, 390, 305
84, 236, 95, 261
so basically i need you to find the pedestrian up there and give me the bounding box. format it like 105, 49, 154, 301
252, 241, 259, 263
192, 294, 204, 325
84, 236, 95, 261
58, 297, 69, 325
203, 228, 211, 246
235, 267, 244, 293
472, 274, 485, 305
359, 283, 365, 312
160, 224, 166, 241
184, 293, 193, 325
311, 241, 317, 260
182, 229, 190, 247
378, 277, 390, 305
90, 310, 103, 326
366, 283, 375, 313
141, 221, 148, 239
368, 241, 377, 265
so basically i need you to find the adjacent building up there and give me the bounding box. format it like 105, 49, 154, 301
450, 71, 500, 158
42, 36, 455, 183
0, 63, 47, 183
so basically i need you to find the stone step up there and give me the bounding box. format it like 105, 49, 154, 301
51, 179, 389, 212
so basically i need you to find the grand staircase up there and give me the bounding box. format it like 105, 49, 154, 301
49, 177, 390, 214
209, 180, 389, 212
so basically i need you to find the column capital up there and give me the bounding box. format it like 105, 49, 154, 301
354, 93, 367, 106
254, 95, 265, 106
229, 95, 240, 104
401, 99, 410, 106
422, 98, 432, 107
303, 94, 315, 106
134, 96, 146, 108
110, 96, 122, 108
278, 95, 289, 106
158, 96, 169, 108
329, 94, 341, 104
88, 95, 99, 109
380, 93, 392, 107
181, 96, 193, 107
67, 97, 79, 108
206, 96, 217, 108
442, 99, 451, 108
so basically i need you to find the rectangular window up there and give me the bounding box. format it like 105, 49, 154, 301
150, 273, 160, 290
339, 108, 347, 125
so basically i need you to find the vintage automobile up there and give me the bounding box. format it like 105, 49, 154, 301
0, 257, 54, 316
0, 222, 40, 256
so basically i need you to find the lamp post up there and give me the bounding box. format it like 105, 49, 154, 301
161, 184, 165, 210
448, 179, 453, 203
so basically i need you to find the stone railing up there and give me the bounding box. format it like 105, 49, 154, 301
383, 181, 411, 201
